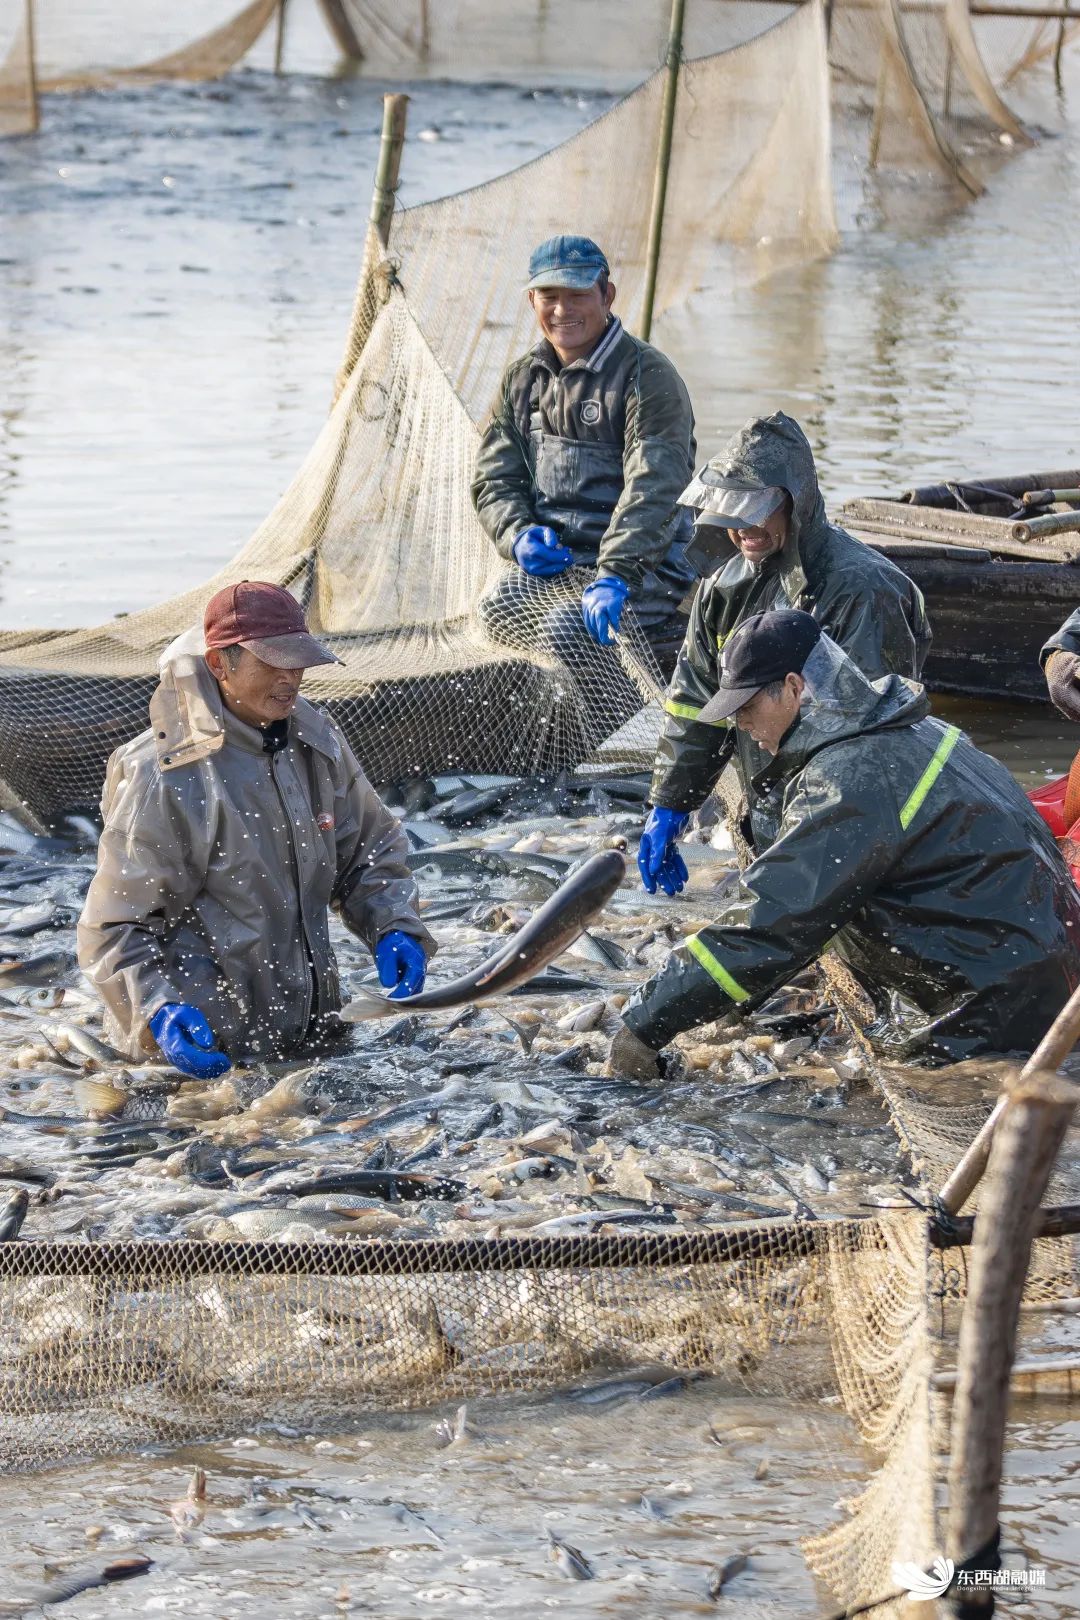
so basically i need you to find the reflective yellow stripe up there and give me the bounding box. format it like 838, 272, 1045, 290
899, 724, 961, 831
663, 697, 731, 728
686, 934, 750, 1003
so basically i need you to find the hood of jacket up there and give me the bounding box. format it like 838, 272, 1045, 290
150, 626, 342, 773
683, 412, 829, 601
755, 634, 929, 791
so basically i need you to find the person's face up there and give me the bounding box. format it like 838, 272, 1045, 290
729, 496, 790, 567
205, 646, 305, 728
735, 672, 805, 754
528, 278, 616, 361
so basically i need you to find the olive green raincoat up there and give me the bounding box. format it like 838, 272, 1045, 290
78, 630, 434, 1063
651, 413, 931, 845
625, 639, 1080, 1063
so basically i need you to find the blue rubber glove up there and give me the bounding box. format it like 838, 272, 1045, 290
148, 1002, 231, 1079
581, 574, 630, 646
375, 930, 427, 1000
638, 806, 690, 897
512, 525, 574, 577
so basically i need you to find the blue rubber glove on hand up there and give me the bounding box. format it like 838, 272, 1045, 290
149, 1002, 231, 1080
512, 525, 574, 577
638, 806, 690, 897
375, 931, 427, 1000
581, 575, 630, 646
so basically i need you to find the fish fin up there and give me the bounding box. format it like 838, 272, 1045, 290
339, 987, 397, 1022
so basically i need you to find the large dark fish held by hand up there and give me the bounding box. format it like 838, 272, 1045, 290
341, 850, 626, 1022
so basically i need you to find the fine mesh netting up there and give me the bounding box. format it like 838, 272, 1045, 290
22, 0, 279, 92
0, 0, 34, 136
0, 5, 837, 831
0, 1217, 941, 1615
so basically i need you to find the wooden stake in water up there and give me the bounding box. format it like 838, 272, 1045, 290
370, 92, 410, 249
640, 0, 686, 342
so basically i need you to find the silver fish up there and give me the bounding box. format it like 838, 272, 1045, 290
706, 1553, 749, 1598
0, 1188, 29, 1240
547, 1530, 595, 1580
342, 851, 626, 1022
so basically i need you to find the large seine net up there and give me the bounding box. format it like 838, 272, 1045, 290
0, 4, 837, 830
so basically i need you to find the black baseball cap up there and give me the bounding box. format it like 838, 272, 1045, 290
698, 609, 821, 723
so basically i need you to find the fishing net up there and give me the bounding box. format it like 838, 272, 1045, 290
828, 0, 1031, 202
20, 0, 278, 93
0, 4, 836, 831
0, 1205, 1073, 1612
0, 1218, 938, 1612
0, 0, 35, 135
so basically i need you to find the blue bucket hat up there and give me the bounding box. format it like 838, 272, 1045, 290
526, 235, 609, 291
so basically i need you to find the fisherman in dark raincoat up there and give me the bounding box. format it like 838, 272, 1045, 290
639, 413, 931, 893
1042, 609, 1080, 722
612, 611, 1080, 1075
471, 235, 697, 710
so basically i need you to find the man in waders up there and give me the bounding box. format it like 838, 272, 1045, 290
78, 582, 434, 1077
471, 235, 697, 747
611, 610, 1080, 1075
1043, 610, 1080, 722
637, 413, 931, 898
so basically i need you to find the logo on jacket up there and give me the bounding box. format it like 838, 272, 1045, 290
316, 812, 335, 831
580, 400, 602, 425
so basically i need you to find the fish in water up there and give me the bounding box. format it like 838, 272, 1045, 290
547, 1529, 595, 1580
0, 1555, 152, 1614
433, 1402, 470, 1449
0, 1188, 29, 1239
706, 1553, 749, 1598
257, 1168, 465, 1202
170, 1466, 207, 1539
44, 1022, 122, 1065
341, 851, 626, 1022
0, 948, 76, 985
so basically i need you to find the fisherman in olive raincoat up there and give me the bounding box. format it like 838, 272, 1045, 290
471, 234, 697, 670
638, 413, 931, 895
78, 582, 434, 1076
612, 611, 1080, 1076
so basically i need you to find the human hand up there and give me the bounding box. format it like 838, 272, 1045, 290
148, 1002, 231, 1079
637, 806, 690, 896
375, 930, 427, 999
581, 574, 630, 646
512, 525, 574, 577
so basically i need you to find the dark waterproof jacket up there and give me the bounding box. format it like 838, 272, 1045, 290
470, 316, 697, 604
650, 414, 931, 842
625, 650, 1080, 1063
1042, 608, 1080, 665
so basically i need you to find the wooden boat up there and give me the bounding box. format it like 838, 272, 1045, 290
840, 470, 1080, 702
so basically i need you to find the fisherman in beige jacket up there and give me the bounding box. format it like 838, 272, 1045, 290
78, 581, 434, 1075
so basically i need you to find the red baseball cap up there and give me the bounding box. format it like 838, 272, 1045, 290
203, 581, 339, 670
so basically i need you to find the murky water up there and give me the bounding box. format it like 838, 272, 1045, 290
3, 24, 1080, 1616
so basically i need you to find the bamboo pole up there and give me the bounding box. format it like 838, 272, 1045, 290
318, 0, 366, 59
933, 1353, 1080, 1394
640, 0, 686, 343
1011, 511, 1080, 542
938, 978, 1080, 1214
1055, 0, 1071, 87
868, 46, 891, 170
945, 1072, 1077, 1609
370, 92, 409, 247
273, 0, 288, 74
25, 0, 39, 136
1021, 488, 1080, 506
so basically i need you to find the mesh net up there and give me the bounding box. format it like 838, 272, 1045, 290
25, 0, 278, 92
0, 4, 836, 831
0, 0, 35, 136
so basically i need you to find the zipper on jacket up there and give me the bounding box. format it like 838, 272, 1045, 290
271, 752, 317, 1039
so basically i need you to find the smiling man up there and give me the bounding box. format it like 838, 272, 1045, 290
471, 235, 698, 666
611, 610, 1080, 1077
637, 413, 932, 897
78, 581, 433, 1075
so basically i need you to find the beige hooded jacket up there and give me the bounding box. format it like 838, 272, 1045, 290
77, 628, 434, 1062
